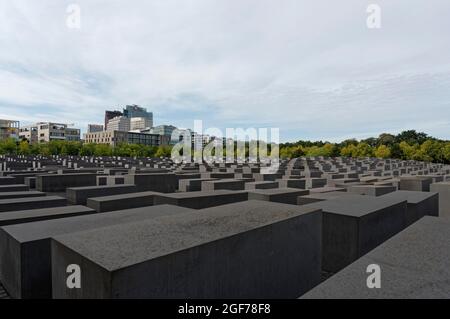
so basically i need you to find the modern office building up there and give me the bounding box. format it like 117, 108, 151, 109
123, 105, 153, 127
87, 124, 104, 133
19, 122, 80, 143
104, 110, 123, 130
130, 117, 152, 131
65, 128, 81, 141
84, 130, 168, 147
0, 119, 20, 141
106, 116, 131, 132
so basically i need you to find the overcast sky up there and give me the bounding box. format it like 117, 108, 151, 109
0, 0, 449, 142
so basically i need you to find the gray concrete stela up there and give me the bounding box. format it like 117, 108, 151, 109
0, 154, 449, 299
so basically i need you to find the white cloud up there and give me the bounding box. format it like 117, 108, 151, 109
0, 0, 449, 141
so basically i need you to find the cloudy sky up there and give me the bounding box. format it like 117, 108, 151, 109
0, 0, 449, 142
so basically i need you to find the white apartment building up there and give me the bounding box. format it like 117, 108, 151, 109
19, 122, 80, 143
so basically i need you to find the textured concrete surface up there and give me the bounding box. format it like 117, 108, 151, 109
66, 184, 137, 205
51, 200, 322, 299
301, 217, 450, 299
430, 182, 450, 218
303, 196, 407, 272
381, 190, 439, 225
248, 188, 309, 205
154, 190, 248, 209
0, 205, 95, 227
0, 205, 193, 299
0, 191, 46, 200
86, 191, 160, 212
0, 196, 66, 213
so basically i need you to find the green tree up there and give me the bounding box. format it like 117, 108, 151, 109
18, 140, 31, 155
374, 145, 391, 159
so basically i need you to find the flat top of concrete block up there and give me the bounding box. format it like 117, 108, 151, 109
202, 179, 244, 183
39, 173, 97, 177
300, 192, 362, 200
309, 187, 346, 193
381, 190, 438, 204
0, 205, 94, 222
67, 184, 136, 191
0, 184, 28, 188
2, 204, 193, 243
303, 196, 405, 217
431, 181, 450, 186
350, 185, 395, 189
248, 188, 309, 195
88, 191, 161, 201
52, 200, 321, 271
0, 195, 64, 204
0, 191, 44, 196
399, 176, 432, 181
155, 190, 248, 199
246, 181, 278, 185
302, 216, 450, 299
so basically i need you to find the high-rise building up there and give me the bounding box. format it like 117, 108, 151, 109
87, 124, 104, 133
104, 110, 123, 130
123, 105, 153, 128
85, 130, 168, 147
0, 119, 20, 141
106, 116, 130, 132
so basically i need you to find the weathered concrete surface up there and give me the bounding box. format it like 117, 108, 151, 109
348, 185, 396, 197
66, 184, 137, 205
0, 205, 193, 299
124, 173, 177, 193
51, 200, 322, 299
248, 188, 309, 205
201, 179, 246, 191
381, 190, 439, 225
399, 176, 432, 192
430, 182, 450, 218
301, 217, 450, 299
154, 190, 248, 209
297, 192, 363, 205
0, 205, 95, 227
303, 196, 407, 273
0, 196, 66, 213
86, 191, 160, 213
0, 185, 29, 192
0, 191, 46, 200
36, 173, 97, 192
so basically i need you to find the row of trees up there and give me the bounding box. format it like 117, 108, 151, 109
279, 130, 450, 163
0, 130, 449, 163
0, 139, 173, 158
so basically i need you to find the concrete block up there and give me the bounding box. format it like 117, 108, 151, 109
430, 182, 450, 218
66, 184, 137, 205
154, 190, 248, 209
86, 191, 160, 213
302, 217, 450, 298
51, 200, 322, 299
0, 205, 193, 299
0, 196, 66, 213
248, 188, 309, 205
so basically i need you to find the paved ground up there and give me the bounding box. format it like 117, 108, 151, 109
0, 282, 10, 299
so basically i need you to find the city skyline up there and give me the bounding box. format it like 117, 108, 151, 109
1, 0, 450, 142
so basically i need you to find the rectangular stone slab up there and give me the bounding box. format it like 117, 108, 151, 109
86, 191, 161, 213
0, 191, 46, 200
0, 196, 66, 213
66, 184, 138, 205
301, 217, 450, 299
399, 176, 432, 192
0, 185, 29, 192
201, 179, 246, 191
248, 188, 309, 205
51, 200, 322, 299
0, 204, 193, 299
380, 190, 439, 225
348, 185, 396, 197
430, 182, 450, 218
0, 205, 95, 227
154, 190, 248, 209
303, 196, 407, 273
36, 173, 97, 192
